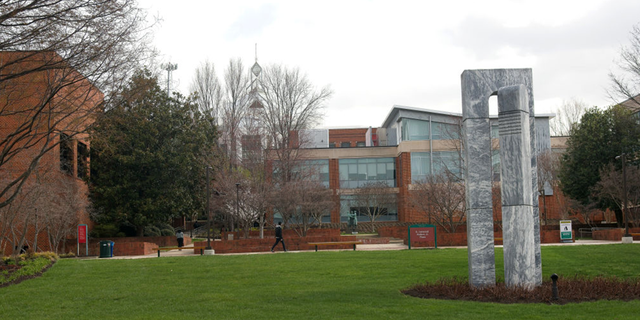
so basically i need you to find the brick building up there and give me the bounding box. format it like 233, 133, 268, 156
0, 51, 102, 254
271, 105, 565, 227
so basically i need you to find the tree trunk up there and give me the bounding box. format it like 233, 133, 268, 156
259, 214, 264, 239
137, 226, 145, 237
615, 209, 623, 228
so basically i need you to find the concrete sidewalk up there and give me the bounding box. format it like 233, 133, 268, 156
101, 239, 626, 260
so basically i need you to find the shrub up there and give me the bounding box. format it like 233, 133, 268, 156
90, 223, 120, 238
144, 226, 160, 237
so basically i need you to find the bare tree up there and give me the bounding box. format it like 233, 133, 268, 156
537, 149, 561, 224
0, 160, 82, 257
295, 181, 334, 236
0, 0, 154, 209
353, 181, 397, 233
190, 60, 223, 121
410, 171, 465, 233
593, 162, 640, 228
550, 98, 588, 136
609, 23, 640, 108
259, 64, 332, 180
220, 59, 251, 165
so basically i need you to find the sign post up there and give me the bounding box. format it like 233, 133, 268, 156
560, 220, 572, 243
408, 224, 437, 249
78, 224, 88, 256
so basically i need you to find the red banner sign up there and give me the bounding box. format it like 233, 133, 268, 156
411, 227, 435, 242
78, 225, 87, 244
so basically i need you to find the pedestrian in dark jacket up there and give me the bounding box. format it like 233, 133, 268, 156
176, 230, 184, 250
271, 222, 286, 252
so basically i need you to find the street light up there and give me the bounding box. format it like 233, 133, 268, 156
615, 153, 631, 238
206, 166, 212, 250
235, 183, 240, 233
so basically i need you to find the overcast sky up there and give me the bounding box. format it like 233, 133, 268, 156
138, 0, 640, 128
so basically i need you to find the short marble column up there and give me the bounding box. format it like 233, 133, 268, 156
498, 85, 537, 289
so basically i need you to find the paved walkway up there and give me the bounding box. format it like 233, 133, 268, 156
102, 239, 626, 260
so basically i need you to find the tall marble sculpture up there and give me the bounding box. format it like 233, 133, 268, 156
461, 69, 542, 288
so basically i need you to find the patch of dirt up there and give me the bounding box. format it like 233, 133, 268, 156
403, 276, 640, 304
0, 262, 55, 289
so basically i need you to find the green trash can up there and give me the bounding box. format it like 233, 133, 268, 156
99, 241, 112, 258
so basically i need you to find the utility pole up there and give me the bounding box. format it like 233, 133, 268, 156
161, 62, 178, 97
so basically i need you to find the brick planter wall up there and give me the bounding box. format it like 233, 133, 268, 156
593, 228, 640, 241
66, 236, 192, 256
379, 225, 573, 247
222, 228, 340, 240
195, 234, 358, 254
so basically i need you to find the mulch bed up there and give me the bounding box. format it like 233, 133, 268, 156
403, 276, 640, 304
0, 261, 55, 289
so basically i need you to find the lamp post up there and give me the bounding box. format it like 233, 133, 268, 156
206, 166, 212, 250
616, 153, 631, 238
235, 183, 240, 233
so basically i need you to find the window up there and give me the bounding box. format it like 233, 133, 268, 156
329, 142, 336, 148
432, 151, 461, 177
272, 159, 330, 187
341, 142, 351, 148
411, 151, 461, 181
338, 158, 396, 188
340, 195, 398, 222
77, 141, 89, 180
60, 133, 73, 175
431, 122, 459, 140
411, 152, 431, 182
401, 118, 429, 141
356, 141, 365, 147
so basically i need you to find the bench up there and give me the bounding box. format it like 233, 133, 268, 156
154, 246, 207, 257
308, 241, 363, 252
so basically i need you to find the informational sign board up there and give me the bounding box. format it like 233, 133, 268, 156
408, 224, 437, 249
560, 220, 572, 242
77, 224, 88, 256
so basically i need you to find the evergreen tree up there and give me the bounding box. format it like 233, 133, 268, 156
89, 70, 217, 236
559, 105, 640, 224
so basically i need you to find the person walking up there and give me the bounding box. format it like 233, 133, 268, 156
176, 229, 184, 251
271, 222, 287, 252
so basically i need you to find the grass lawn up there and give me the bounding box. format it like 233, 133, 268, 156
1, 244, 639, 319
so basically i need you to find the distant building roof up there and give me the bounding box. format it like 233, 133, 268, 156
381, 104, 555, 128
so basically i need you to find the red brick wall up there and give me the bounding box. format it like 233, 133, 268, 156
328, 128, 374, 147
195, 234, 357, 254
223, 228, 340, 240
396, 152, 432, 223
593, 228, 640, 241
0, 51, 102, 256
329, 159, 341, 223
65, 236, 192, 256
379, 225, 573, 247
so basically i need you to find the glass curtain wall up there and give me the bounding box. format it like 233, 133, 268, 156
400, 119, 460, 141
339, 158, 396, 188
339, 194, 398, 222
411, 151, 461, 182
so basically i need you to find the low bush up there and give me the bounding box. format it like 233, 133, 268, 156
0, 252, 57, 286
403, 275, 640, 304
